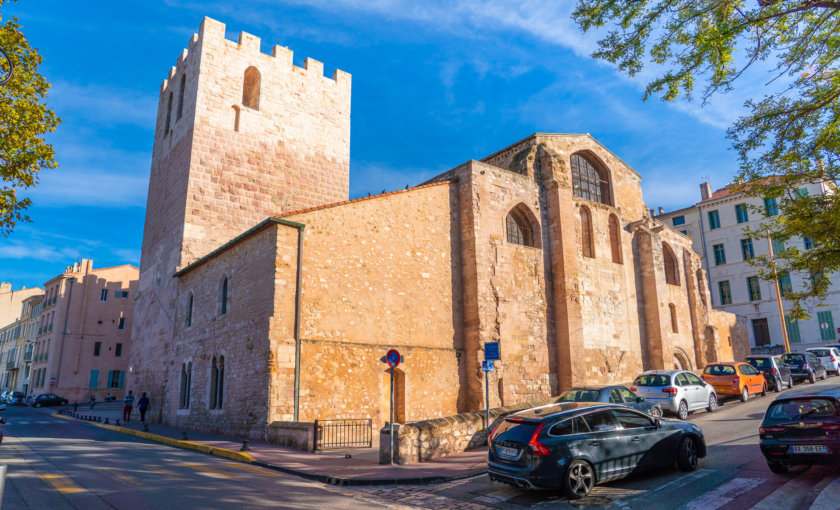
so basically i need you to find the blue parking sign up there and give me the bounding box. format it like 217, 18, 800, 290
482, 361, 494, 373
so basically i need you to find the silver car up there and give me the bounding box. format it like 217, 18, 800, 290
804, 347, 840, 375
631, 370, 718, 420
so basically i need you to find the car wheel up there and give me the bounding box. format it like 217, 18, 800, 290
562, 460, 595, 500
706, 394, 717, 413
787, 376, 794, 388
768, 462, 789, 474
650, 407, 662, 418
809, 372, 817, 384
34, 403, 41, 408
761, 384, 767, 397
740, 387, 749, 402
677, 400, 689, 420
821, 371, 827, 380
677, 436, 699, 472
774, 378, 782, 392
61, 400, 68, 405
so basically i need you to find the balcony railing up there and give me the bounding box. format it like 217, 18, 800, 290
6, 361, 16, 371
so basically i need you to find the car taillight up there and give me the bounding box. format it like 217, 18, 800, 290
662, 387, 678, 396
489, 423, 501, 440
759, 426, 785, 434
630, 387, 637, 392
822, 424, 840, 431
768, 368, 777, 375
528, 423, 550, 456
733, 376, 740, 386
830, 356, 837, 362
803, 364, 810, 370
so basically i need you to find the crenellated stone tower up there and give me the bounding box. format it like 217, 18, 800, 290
130, 17, 351, 409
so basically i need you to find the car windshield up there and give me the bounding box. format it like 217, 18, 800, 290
781, 353, 805, 364
768, 398, 838, 420
704, 365, 736, 376
494, 419, 539, 444
808, 349, 831, 357
633, 374, 670, 387
747, 358, 772, 369
558, 389, 602, 402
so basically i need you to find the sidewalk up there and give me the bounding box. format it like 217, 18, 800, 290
54, 406, 487, 486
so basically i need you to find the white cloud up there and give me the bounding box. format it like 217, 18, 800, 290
112, 249, 141, 265
0, 240, 80, 262
49, 81, 158, 129
28, 169, 149, 208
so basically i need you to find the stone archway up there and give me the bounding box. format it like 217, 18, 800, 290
673, 348, 692, 371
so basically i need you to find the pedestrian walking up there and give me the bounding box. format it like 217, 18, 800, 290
137, 392, 150, 423
89, 394, 96, 410
123, 390, 135, 422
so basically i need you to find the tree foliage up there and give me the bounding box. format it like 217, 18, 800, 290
573, 0, 840, 318
0, 0, 59, 236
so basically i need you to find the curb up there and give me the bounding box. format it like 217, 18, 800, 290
52, 412, 488, 486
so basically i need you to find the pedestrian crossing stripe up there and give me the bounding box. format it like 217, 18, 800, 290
40, 474, 85, 494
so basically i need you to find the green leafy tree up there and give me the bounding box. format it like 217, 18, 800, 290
0, 0, 59, 236
573, 0, 840, 318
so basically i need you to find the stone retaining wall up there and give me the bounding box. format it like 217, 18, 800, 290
267, 421, 315, 452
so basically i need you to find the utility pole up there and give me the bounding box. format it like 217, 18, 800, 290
766, 230, 791, 353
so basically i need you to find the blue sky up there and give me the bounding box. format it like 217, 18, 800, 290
2, 0, 756, 290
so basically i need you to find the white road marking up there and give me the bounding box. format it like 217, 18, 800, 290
683, 477, 766, 510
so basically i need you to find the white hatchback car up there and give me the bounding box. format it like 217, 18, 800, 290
804, 347, 840, 375
631, 370, 717, 420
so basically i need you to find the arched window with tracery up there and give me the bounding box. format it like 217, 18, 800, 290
506, 206, 534, 247
571, 153, 612, 205
609, 214, 622, 264
663, 242, 680, 286
242, 67, 261, 109
580, 206, 594, 258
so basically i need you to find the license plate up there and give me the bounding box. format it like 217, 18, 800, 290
789, 445, 830, 454
498, 446, 519, 458
715, 387, 728, 393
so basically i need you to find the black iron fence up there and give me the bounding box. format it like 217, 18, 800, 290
314, 419, 372, 450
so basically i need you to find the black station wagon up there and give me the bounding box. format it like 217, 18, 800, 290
488, 402, 706, 499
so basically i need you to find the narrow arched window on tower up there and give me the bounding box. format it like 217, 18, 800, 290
242, 67, 261, 109
164, 93, 173, 136
609, 214, 622, 264
186, 292, 193, 327
580, 206, 594, 258
220, 277, 228, 315
177, 75, 185, 121
663, 242, 680, 286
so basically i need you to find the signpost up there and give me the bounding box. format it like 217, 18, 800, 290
483, 343, 500, 435
380, 349, 403, 466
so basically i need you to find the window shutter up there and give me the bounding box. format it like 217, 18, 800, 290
118, 371, 125, 388
89, 369, 99, 388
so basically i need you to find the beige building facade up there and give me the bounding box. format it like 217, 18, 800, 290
130, 18, 747, 440
30, 260, 138, 403
0, 294, 43, 394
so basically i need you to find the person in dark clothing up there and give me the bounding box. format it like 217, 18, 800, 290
137, 393, 150, 423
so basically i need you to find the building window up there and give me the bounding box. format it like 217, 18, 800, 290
117, 317, 125, 330
818, 311, 836, 341
669, 303, 678, 333
771, 237, 786, 256
747, 276, 762, 301
210, 355, 225, 410
505, 206, 534, 247
116, 290, 129, 299
100, 289, 108, 302
796, 187, 809, 198
107, 370, 124, 388
242, 66, 261, 109
186, 293, 193, 328
179, 362, 192, 409
680, 230, 688, 236
220, 277, 229, 315
778, 272, 792, 297
741, 239, 754, 261
707, 210, 720, 230
672, 216, 685, 226
115, 343, 122, 357
609, 214, 622, 264
164, 93, 173, 135
713, 244, 726, 266
804, 237, 814, 250
571, 153, 612, 205
785, 315, 801, 343
735, 204, 749, 223
93, 342, 102, 356
89, 369, 99, 389
580, 206, 594, 258
764, 197, 778, 216
177, 75, 185, 121
718, 280, 732, 305
663, 243, 680, 286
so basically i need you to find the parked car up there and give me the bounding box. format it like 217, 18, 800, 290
759, 387, 840, 473
781, 352, 827, 384
557, 385, 663, 418
746, 355, 793, 392
631, 370, 717, 420
0, 391, 11, 403
804, 347, 840, 376
8, 391, 25, 406
701, 362, 767, 402
32, 394, 68, 408
488, 402, 706, 498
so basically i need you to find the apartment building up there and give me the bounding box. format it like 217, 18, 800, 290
658, 180, 839, 350
30, 260, 138, 403
0, 295, 43, 394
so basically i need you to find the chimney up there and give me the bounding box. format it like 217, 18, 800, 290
658, 206, 664, 215
700, 181, 712, 201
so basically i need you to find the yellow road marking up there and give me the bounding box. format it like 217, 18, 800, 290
221, 462, 284, 477
111, 471, 141, 486
180, 463, 241, 479
40, 474, 85, 494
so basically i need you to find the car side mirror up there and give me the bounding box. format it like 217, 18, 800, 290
654, 418, 662, 429
636, 396, 644, 403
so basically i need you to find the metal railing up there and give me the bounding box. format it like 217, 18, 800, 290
314, 419, 372, 450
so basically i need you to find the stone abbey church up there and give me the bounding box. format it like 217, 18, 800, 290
130, 17, 747, 439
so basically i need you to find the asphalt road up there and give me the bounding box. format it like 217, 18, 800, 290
0, 407, 387, 510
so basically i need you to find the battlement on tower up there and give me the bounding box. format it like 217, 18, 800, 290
159, 17, 350, 95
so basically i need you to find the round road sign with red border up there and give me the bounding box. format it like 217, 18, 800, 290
386, 349, 401, 367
